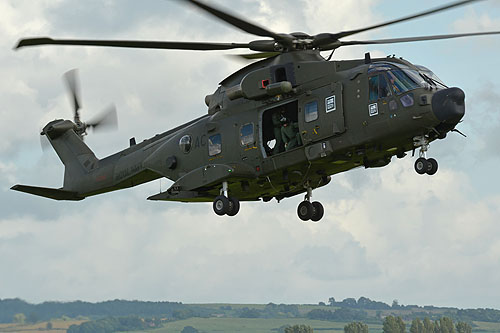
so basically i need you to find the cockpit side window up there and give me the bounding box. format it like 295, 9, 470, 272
369, 76, 379, 102
379, 74, 392, 98
369, 74, 391, 102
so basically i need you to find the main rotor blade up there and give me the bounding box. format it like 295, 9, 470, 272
15, 37, 250, 51
330, 0, 483, 41
334, 30, 500, 49
63, 69, 81, 122
232, 51, 281, 60
184, 0, 283, 40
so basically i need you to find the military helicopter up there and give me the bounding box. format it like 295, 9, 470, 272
11, 0, 500, 221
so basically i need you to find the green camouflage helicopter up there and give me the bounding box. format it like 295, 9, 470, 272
11, 0, 500, 221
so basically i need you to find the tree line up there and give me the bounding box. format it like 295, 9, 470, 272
0, 298, 186, 323
342, 316, 472, 333
2, 296, 499, 326
66, 315, 160, 333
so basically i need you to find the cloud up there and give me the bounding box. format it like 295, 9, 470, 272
1, 0, 499, 309
294, 244, 380, 281
452, 8, 500, 33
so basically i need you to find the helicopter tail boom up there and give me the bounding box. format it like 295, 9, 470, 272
10, 184, 83, 201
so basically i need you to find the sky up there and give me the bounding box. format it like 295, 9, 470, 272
1, 0, 499, 309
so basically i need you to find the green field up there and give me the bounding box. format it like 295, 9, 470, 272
3, 316, 500, 332
138, 318, 500, 333
142, 317, 382, 333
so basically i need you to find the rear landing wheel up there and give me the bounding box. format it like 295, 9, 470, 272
426, 158, 438, 175
414, 157, 428, 175
311, 201, 324, 222
297, 201, 313, 221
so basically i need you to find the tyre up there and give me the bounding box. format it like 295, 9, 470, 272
414, 157, 428, 175
226, 196, 240, 216
297, 201, 313, 221
311, 201, 324, 222
213, 195, 229, 216
426, 158, 438, 175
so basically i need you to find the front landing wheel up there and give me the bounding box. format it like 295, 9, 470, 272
213, 195, 229, 216
226, 196, 240, 216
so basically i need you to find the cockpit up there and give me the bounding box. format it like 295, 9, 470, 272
368, 62, 447, 98
415, 65, 448, 90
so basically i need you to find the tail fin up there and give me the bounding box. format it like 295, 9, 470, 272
11, 119, 100, 200
11, 120, 97, 200
42, 119, 99, 191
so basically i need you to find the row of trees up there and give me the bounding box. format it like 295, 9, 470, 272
0, 298, 185, 323
67, 315, 160, 333
238, 304, 300, 318
307, 308, 368, 321
382, 316, 472, 333
325, 297, 392, 310
342, 317, 472, 333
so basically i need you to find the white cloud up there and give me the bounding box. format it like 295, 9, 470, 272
453, 8, 500, 32
1, 0, 499, 310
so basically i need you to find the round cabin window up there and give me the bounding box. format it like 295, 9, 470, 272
179, 135, 192, 153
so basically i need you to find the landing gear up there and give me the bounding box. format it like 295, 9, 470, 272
297, 185, 324, 222
311, 201, 324, 222
213, 195, 230, 216
213, 181, 240, 216
227, 196, 240, 216
413, 135, 439, 176
426, 158, 438, 175
297, 201, 313, 221
414, 157, 428, 175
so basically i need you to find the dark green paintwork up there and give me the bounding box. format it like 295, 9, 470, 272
11, 0, 495, 215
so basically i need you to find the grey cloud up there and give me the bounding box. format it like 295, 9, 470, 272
294, 244, 380, 281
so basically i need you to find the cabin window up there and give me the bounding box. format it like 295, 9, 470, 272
304, 101, 318, 122
275, 67, 287, 82
240, 123, 254, 146
208, 133, 222, 156
179, 135, 192, 153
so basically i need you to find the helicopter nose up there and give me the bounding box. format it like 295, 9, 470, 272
431, 87, 465, 124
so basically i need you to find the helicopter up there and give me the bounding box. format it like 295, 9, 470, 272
10, 0, 500, 222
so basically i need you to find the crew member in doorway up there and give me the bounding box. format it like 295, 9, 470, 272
271, 108, 286, 154
281, 115, 301, 151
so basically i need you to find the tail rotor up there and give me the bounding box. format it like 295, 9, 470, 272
62, 68, 118, 139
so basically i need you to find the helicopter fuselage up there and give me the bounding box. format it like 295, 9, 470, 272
41, 50, 462, 206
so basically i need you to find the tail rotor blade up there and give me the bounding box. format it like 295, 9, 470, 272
87, 104, 118, 132
63, 69, 82, 122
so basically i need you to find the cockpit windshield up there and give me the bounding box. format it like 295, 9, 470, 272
369, 63, 421, 95
368, 62, 447, 93
415, 65, 448, 89
385, 69, 420, 95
